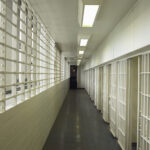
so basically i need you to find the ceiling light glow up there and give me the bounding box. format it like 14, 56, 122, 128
82, 5, 99, 27
80, 39, 88, 46
79, 50, 84, 55
77, 59, 81, 66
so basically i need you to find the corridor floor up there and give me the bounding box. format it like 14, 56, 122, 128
43, 89, 121, 150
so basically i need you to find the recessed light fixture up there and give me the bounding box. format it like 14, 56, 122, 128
80, 39, 88, 46
79, 50, 84, 55
77, 59, 81, 66
82, 5, 99, 27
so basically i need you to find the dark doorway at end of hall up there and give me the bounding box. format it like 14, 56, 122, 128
70, 65, 77, 89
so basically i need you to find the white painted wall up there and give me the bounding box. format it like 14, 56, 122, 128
84, 0, 150, 70
0, 79, 69, 150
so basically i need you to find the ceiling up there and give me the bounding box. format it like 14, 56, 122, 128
29, 0, 137, 65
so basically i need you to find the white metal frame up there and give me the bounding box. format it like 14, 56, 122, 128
94, 67, 100, 108
0, 0, 70, 113
110, 62, 118, 137
98, 67, 103, 111
137, 54, 150, 150
84, 57, 139, 150
117, 60, 128, 150
84, 58, 139, 150
103, 65, 110, 122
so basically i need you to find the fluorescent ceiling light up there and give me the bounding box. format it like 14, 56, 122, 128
82, 5, 99, 27
79, 50, 84, 55
77, 59, 81, 66
80, 39, 88, 46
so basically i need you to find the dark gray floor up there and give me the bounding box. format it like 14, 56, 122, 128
43, 89, 121, 150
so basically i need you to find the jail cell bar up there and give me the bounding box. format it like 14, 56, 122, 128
117, 60, 128, 150
91, 69, 95, 101
0, 0, 68, 113
110, 62, 118, 137
89, 69, 93, 100
95, 67, 100, 109
84, 57, 138, 150
98, 67, 103, 112
138, 54, 150, 150
85, 70, 89, 94
103, 65, 110, 123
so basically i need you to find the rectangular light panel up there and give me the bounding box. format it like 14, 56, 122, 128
80, 39, 88, 46
79, 50, 84, 54
77, 59, 81, 66
82, 5, 99, 27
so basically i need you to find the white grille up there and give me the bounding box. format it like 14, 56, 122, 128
89, 69, 94, 100
85, 70, 90, 94
117, 60, 127, 149
0, 0, 70, 113
110, 62, 118, 137
99, 67, 103, 111
138, 54, 150, 150
84, 58, 138, 150
94, 67, 100, 109
103, 65, 110, 123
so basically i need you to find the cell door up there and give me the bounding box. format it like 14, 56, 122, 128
90, 69, 94, 100
85, 71, 87, 92
98, 67, 103, 112
92, 69, 95, 101
103, 65, 110, 123
87, 70, 90, 94
138, 54, 150, 150
110, 62, 118, 137
95, 67, 100, 108
117, 60, 128, 150
89, 70, 92, 98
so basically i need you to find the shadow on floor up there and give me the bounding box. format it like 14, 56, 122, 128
43, 89, 122, 150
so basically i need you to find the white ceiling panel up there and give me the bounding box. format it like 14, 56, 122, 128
29, 0, 137, 64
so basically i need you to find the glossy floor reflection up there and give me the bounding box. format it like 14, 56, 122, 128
43, 89, 121, 150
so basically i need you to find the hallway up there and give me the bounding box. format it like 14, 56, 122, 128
43, 90, 121, 150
